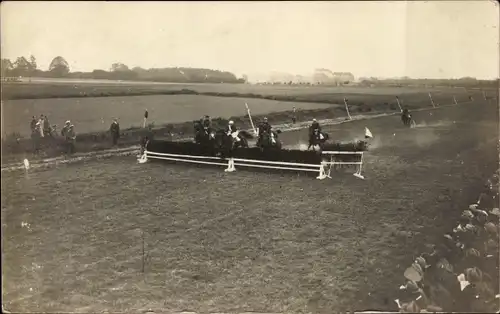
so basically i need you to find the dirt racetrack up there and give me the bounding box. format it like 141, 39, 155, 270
2, 101, 498, 313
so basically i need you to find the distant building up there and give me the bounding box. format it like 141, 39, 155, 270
313, 69, 355, 85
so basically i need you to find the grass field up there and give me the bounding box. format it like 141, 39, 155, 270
2, 83, 482, 138
3, 79, 472, 100
2, 83, 488, 164
2, 101, 498, 313
3, 95, 335, 138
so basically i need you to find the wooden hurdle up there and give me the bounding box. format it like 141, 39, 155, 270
139, 150, 365, 180
322, 151, 365, 179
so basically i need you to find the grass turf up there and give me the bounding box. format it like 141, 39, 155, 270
2, 101, 498, 313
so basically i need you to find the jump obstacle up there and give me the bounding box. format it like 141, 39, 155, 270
138, 140, 366, 180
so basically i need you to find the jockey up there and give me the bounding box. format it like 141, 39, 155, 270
258, 117, 272, 135
202, 115, 211, 129
310, 119, 321, 133
402, 108, 410, 116
226, 120, 240, 142
257, 117, 273, 145
309, 119, 323, 140
201, 115, 212, 135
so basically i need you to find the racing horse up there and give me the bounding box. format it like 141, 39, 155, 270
257, 129, 283, 151
213, 129, 253, 157
308, 130, 330, 151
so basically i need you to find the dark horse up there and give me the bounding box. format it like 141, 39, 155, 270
213, 129, 253, 157
257, 129, 282, 151
308, 130, 330, 151
401, 111, 414, 127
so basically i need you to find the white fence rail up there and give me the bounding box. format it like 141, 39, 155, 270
140, 150, 365, 180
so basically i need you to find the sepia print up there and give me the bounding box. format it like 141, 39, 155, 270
1, 1, 499, 313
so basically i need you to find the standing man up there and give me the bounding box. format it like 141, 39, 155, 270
110, 118, 120, 146
30, 116, 37, 134
143, 109, 149, 128
32, 121, 42, 154
61, 121, 76, 154
38, 114, 45, 137
42, 114, 52, 137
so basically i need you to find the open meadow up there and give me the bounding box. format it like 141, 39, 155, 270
2, 79, 472, 100
2, 101, 498, 313
2, 81, 486, 139
3, 95, 334, 138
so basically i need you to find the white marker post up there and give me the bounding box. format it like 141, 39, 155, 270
483, 90, 487, 100
428, 92, 436, 108
453, 96, 458, 105
245, 103, 257, 135
343, 98, 352, 120
395, 96, 403, 112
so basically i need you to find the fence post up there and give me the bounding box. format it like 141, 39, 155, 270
395, 96, 403, 112
343, 98, 352, 120
428, 92, 436, 108
245, 103, 257, 135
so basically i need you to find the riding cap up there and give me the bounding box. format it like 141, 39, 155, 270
313, 118, 317, 122
264, 117, 268, 121
229, 120, 234, 125
65, 120, 71, 125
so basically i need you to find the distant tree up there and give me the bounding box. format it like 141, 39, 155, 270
131, 66, 147, 73
29, 55, 37, 71
26, 55, 38, 80
1, 58, 13, 77
49, 56, 70, 77
110, 62, 130, 72
459, 76, 476, 81
12, 56, 31, 76
91, 69, 109, 79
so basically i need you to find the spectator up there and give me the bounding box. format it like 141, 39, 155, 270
143, 109, 149, 128
61, 121, 76, 154
109, 119, 120, 146
31, 121, 42, 154
38, 114, 45, 137
42, 114, 52, 137
30, 116, 37, 134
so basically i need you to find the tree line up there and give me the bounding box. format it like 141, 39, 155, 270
1, 55, 247, 84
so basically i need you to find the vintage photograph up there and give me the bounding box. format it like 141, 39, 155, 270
1, 1, 499, 313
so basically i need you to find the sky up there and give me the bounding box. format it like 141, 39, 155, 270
1, 1, 498, 80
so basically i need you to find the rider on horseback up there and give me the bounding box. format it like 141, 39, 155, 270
201, 115, 213, 136
257, 117, 273, 146
401, 108, 412, 126
201, 115, 211, 128
309, 119, 323, 140
226, 120, 240, 142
